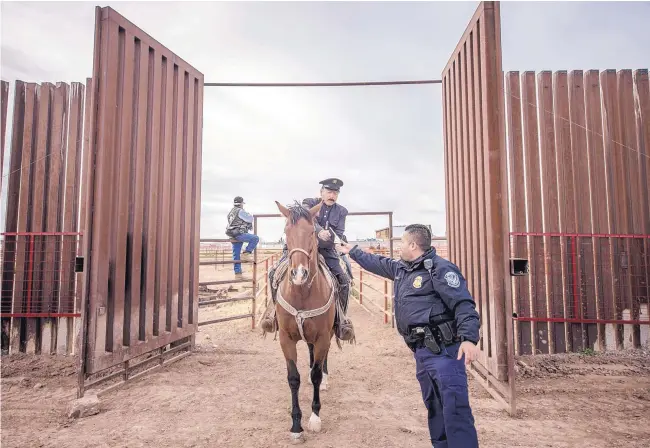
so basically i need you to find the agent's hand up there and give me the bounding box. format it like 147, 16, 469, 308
338, 242, 353, 254
457, 341, 479, 366
318, 230, 332, 241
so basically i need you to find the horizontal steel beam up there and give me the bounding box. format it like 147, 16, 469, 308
205, 80, 442, 88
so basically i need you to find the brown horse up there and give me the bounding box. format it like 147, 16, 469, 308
274, 200, 337, 443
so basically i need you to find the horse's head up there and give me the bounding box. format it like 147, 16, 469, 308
276, 200, 323, 286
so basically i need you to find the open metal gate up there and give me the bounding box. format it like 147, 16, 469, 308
441, 1, 516, 414
78, 6, 204, 395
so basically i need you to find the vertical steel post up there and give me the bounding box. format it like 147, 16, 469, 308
264, 258, 269, 307
384, 279, 388, 324
388, 212, 395, 328
359, 270, 363, 304
251, 216, 258, 329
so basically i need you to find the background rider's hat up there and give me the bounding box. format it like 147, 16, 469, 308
234, 196, 245, 205
319, 178, 344, 192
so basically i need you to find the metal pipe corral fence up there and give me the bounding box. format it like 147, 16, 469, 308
350, 261, 394, 327
198, 237, 279, 329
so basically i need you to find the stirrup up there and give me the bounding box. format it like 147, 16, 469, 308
261, 316, 277, 334
260, 305, 278, 334
335, 319, 355, 342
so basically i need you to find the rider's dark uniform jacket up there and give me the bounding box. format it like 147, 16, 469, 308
348, 246, 480, 348
301, 198, 349, 248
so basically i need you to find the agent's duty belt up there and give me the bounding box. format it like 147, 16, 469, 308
409, 321, 459, 355
411, 326, 441, 354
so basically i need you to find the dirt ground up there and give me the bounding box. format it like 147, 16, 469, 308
3, 288, 650, 448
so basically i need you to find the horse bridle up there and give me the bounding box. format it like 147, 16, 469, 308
287, 247, 312, 262
287, 241, 318, 287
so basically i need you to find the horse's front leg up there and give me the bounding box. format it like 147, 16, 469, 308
307, 343, 314, 385
308, 342, 329, 391
280, 330, 303, 443
308, 336, 331, 433
321, 352, 329, 391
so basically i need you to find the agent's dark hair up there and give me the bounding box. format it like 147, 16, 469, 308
404, 224, 432, 251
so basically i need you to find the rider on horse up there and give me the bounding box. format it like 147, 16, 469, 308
261, 178, 355, 341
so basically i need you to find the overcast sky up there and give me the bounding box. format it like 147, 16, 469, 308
1, 1, 648, 241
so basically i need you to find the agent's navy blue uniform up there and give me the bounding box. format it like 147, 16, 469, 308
348, 245, 480, 448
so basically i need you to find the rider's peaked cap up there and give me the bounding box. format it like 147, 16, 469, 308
319, 178, 344, 192
234, 196, 245, 205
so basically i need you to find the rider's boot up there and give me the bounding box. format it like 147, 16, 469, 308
340, 281, 350, 314
334, 281, 355, 341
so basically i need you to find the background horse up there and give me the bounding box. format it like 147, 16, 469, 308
274, 200, 337, 443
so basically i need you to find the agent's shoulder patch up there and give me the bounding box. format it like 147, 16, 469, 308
444, 271, 460, 288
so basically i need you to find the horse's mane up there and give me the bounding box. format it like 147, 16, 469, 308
286, 201, 312, 225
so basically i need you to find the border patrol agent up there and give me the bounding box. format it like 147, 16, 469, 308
339, 224, 480, 447
263, 178, 354, 340
225, 196, 259, 278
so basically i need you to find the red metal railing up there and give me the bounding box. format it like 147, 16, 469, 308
1, 232, 82, 318
510, 231, 650, 353
510, 232, 650, 325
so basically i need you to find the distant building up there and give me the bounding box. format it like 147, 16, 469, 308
375, 224, 432, 240
372, 224, 448, 258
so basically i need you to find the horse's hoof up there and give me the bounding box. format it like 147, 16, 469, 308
290, 432, 305, 444
320, 373, 329, 391
308, 413, 322, 433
